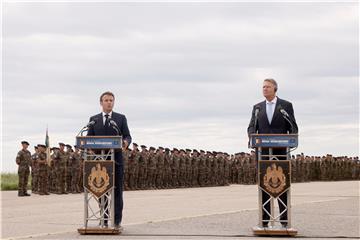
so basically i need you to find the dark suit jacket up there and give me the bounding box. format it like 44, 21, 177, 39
87, 112, 132, 161
247, 97, 298, 135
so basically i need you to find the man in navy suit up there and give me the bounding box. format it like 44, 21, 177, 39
87, 91, 132, 230
247, 79, 298, 228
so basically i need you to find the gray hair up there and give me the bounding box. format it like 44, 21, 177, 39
264, 78, 278, 92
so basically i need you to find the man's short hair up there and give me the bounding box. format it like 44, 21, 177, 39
100, 91, 115, 102
264, 78, 278, 92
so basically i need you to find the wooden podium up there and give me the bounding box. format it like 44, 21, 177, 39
250, 134, 298, 236
76, 136, 122, 235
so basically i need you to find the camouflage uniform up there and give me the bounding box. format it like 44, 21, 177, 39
16, 143, 31, 196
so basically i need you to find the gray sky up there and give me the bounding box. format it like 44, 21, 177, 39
2, 2, 359, 172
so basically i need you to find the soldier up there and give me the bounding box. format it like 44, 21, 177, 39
48, 147, 56, 193
65, 144, 73, 193
123, 148, 130, 190
70, 145, 81, 193
205, 151, 213, 186
53, 143, 67, 194
138, 145, 148, 189
16, 141, 31, 196
164, 148, 172, 188
155, 147, 165, 189
178, 149, 187, 187
171, 148, 180, 187
129, 143, 140, 190
37, 144, 49, 195
191, 150, 200, 187
224, 153, 231, 185
147, 147, 157, 189
31, 146, 39, 194
198, 150, 207, 187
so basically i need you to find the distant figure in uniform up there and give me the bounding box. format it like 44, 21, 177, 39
247, 78, 298, 228
87, 91, 132, 230
16, 141, 31, 196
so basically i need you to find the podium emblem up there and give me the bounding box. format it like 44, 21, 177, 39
84, 161, 114, 198
263, 163, 286, 195
88, 163, 110, 194
259, 160, 290, 198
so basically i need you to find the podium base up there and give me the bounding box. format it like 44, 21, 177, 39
77, 227, 121, 235
252, 226, 297, 236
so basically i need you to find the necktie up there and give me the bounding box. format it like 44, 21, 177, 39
267, 102, 274, 124
104, 114, 110, 127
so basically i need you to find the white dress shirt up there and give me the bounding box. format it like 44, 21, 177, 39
266, 96, 277, 124
102, 111, 113, 125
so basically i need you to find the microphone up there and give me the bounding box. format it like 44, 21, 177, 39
77, 119, 97, 136
109, 118, 120, 135
86, 120, 96, 127
278, 105, 297, 134
280, 108, 290, 118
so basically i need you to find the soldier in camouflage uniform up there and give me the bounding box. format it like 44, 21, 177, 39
31, 146, 39, 194
147, 147, 157, 189
155, 147, 165, 189
37, 144, 49, 195
164, 148, 172, 188
198, 150, 207, 187
129, 143, 140, 190
171, 148, 180, 187
138, 145, 148, 189
53, 143, 67, 194
70, 145, 81, 193
123, 148, 130, 190
16, 141, 31, 196
65, 145, 73, 193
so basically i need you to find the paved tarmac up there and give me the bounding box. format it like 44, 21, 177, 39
1, 181, 359, 240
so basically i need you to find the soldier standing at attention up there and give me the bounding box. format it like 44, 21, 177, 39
70, 145, 81, 193
16, 141, 31, 196
31, 146, 39, 194
37, 144, 49, 195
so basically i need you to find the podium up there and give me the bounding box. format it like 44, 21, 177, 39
250, 134, 298, 236
76, 136, 122, 235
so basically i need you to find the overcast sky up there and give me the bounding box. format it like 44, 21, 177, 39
2, 2, 359, 172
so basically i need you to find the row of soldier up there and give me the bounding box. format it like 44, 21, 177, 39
16, 141, 84, 196
16, 141, 360, 196
122, 144, 360, 190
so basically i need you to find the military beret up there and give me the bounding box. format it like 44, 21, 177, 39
158, 147, 164, 150
165, 148, 170, 151
186, 149, 191, 152
74, 145, 79, 148
53, 147, 59, 150
173, 148, 178, 151
133, 143, 138, 147
50, 147, 54, 151
140, 145, 147, 148
149, 146, 155, 150
212, 151, 217, 154
180, 149, 185, 153
200, 150, 205, 153
206, 151, 212, 154
59, 142, 65, 146
65, 144, 72, 148
37, 144, 46, 148
193, 149, 198, 152
21, 141, 30, 145
34, 146, 38, 149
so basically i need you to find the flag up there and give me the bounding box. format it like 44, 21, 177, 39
45, 126, 51, 166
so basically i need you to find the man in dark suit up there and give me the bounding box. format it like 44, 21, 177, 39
247, 78, 298, 228
87, 91, 132, 230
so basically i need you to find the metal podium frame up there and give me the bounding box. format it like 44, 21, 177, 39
76, 136, 122, 235
250, 134, 298, 236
